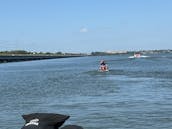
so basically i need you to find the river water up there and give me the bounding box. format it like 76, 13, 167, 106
0, 54, 172, 129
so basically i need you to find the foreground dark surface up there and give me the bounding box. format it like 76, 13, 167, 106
21, 113, 83, 129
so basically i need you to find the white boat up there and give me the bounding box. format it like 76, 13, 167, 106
128, 53, 149, 58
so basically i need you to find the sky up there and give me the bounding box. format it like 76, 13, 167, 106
0, 0, 172, 53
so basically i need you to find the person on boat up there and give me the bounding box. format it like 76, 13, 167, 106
99, 60, 108, 71
134, 53, 141, 58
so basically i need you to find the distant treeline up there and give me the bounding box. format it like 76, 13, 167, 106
0, 50, 32, 54
91, 49, 172, 56
0, 49, 172, 56
91, 52, 130, 56
0, 50, 85, 56
91, 52, 114, 56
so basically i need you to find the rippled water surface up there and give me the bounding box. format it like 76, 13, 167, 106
0, 54, 172, 129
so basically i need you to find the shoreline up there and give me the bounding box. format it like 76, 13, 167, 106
0, 55, 84, 63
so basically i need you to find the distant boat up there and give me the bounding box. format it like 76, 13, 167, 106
128, 53, 149, 58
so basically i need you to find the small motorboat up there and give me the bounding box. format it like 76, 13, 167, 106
128, 53, 148, 58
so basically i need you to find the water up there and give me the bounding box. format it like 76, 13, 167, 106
0, 53, 172, 129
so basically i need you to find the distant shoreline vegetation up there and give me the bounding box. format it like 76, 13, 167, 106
0, 50, 86, 56
0, 50, 86, 63
91, 49, 172, 56
0, 49, 172, 56
0, 49, 171, 63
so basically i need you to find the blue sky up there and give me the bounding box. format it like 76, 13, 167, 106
0, 0, 172, 53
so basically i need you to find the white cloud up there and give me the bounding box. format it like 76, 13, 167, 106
80, 27, 88, 33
